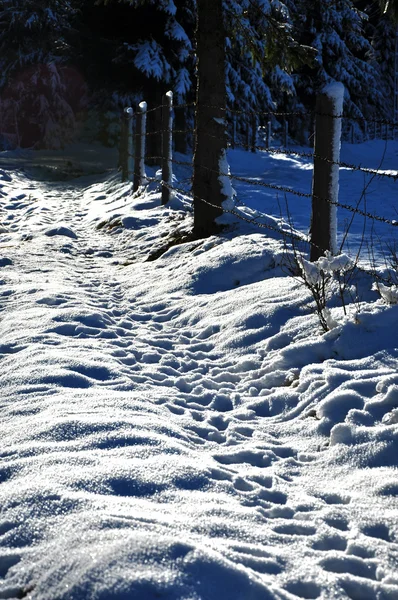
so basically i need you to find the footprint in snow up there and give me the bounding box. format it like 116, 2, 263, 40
0, 553, 21, 578
284, 580, 321, 600
324, 514, 350, 532
44, 225, 77, 239
320, 555, 377, 580
361, 522, 392, 542
312, 533, 348, 552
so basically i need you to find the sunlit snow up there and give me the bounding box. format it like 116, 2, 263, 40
0, 139, 397, 600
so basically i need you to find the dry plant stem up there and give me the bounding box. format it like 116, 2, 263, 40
281, 195, 330, 332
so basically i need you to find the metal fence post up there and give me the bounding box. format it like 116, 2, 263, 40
310, 83, 344, 261
161, 91, 173, 205
133, 101, 147, 192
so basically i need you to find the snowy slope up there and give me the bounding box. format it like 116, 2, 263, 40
0, 142, 397, 600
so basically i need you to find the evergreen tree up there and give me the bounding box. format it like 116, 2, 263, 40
224, 0, 303, 112
85, 0, 195, 154
366, 7, 396, 120
0, 0, 85, 148
289, 0, 389, 128
379, 0, 398, 22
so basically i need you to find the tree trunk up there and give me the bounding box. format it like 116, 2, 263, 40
192, 0, 228, 237
146, 87, 163, 166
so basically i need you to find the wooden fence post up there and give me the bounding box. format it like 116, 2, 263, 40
119, 107, 133, 182
231, 114, 236, 149
251, 113, 257, 153
133, 101, 147, 192
161, 91, 173, 205
266, 117, 271, 147
127, 107, 134, 180
246, 117, 250, 150
283, 118, 288, 148
310, 83, 344, 262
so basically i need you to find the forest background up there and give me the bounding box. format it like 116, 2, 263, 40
0, 0, 397, 152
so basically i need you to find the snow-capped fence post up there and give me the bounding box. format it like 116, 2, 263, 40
284, 119, 289, 148
119, 107, 133, 182
161, 91, 173, 205
251, 113, 257, 153
246, 117, 251, 150
231, 114, 236, 149
266, 116, 271, 147
310, 83, 344, 262
133, 101, 147, 192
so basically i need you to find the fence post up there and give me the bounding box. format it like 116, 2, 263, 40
127, 107, 134, 180
119, 107, 133, 182
161, 91, 173, 205
251, 113, 257, 153
231, 114, 236, 149
266, 117, 272, 147
133, 101, 147, 192
310, 83, 344, 262
246, 117, 250, 150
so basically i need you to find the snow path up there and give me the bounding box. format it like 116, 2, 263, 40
0, 159, 397, 599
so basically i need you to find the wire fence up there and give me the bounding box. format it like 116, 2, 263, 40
119, 93, 398, 278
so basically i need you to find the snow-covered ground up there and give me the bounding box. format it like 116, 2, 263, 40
0, 140, 397, 600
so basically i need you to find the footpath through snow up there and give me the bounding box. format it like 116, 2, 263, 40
0, 143, 397, 600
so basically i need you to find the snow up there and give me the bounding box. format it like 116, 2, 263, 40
0, 138, 397, 599
323, 82, 345, 110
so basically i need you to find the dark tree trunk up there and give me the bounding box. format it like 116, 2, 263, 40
192, 0, 228, 237
146, 87, 163, 166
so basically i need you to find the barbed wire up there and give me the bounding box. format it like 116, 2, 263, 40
191, 128, 398, 179
229, 140, 398, 180
144, 156, 398, 227
142, 177, 395, 285
146, 137, 398, 182
188, 162, 398, 227
141, 128, 194, 138
123, 101, 398, 128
